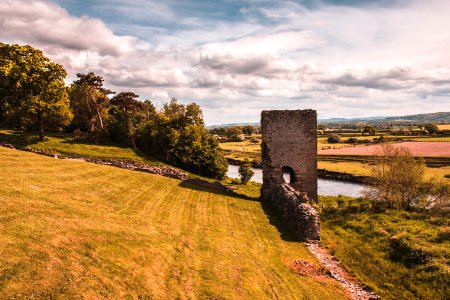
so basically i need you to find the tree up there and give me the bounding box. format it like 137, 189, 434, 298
238, 159, 254, 184
424, 124, 440, 134
363, 143, 426, 210
419, 177, 450, 211
137, 98, 228, 179
109, 92, 147, 148
327, 133, 341, 143
242, 125, 256, 135
68, 72, 113, 142
362, 126, 377, 136
0, 43, 72, 140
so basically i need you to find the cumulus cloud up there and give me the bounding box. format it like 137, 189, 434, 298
321, 67, 415, 90
0, 0, 449, 125
0, 0, 136, 56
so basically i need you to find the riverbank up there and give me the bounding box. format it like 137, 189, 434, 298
227, 165, 365, 197
227, 158, 370, 184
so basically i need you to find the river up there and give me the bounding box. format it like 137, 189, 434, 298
227, 165, 364, 197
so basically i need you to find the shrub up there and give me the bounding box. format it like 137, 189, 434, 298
327, 133, 341, 143
362, 126, 377, 136
363, 143, 426, 210
238, 159, 254, 185
347, 137, 358, 144
389, 233, 431, 267
424, 124, 440, 134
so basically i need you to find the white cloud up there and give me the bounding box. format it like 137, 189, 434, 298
0, 0, 136, 56
0, 0, 449, 125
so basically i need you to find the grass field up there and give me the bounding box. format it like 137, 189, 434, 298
320, 196, 450, 300
0, 130, 164, 165
0, 147, 348, 299
318, 161, 450, 180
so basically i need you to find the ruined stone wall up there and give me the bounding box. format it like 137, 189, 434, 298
271, 183, 320, 241
261, 109, 317, 202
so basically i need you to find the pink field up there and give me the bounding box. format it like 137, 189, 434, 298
318, 142, 450, 157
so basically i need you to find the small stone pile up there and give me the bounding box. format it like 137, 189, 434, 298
271, 183, 320, 241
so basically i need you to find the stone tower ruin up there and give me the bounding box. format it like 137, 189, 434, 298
260, 109, 320, 241
261, 109, 318, 201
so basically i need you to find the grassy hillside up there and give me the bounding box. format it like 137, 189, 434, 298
0, 130, 163, 165
0, 147, 348, 299
320, 196, 450, 300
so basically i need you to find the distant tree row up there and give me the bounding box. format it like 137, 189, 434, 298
0, 43, 227, 179
209, 125, 258, 142
319, 123, 443, 135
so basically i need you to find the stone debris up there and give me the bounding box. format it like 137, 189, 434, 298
306, 242, 380, 300
15, 146, 189, 180
0, 142, 15, 149
0, 143, 247, 197
290, 259, 326, 277
271, 183, 320, 241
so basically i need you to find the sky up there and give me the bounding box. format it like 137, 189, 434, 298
1, 0, 449, 125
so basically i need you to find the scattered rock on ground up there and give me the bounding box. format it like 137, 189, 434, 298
306, 242, 380, 300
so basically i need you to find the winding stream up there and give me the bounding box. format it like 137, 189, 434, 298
227, 165, 364, 197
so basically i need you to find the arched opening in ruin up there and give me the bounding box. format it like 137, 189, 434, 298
282, 166, 297, 184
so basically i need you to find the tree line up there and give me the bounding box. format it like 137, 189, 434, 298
0, 43, 227, 179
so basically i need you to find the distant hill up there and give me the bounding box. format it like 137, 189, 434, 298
208, 112, 450, 128
318, 112, 450, 125
384, 112, 450, 123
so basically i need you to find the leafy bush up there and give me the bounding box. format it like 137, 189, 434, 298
137, 99, 228, 179
389, 233, 431, 267
424, 124, 440, 134
327, 133, 341, 143
238, 159, 254, 185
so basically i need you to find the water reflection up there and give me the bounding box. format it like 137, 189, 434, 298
227, 165, 364, 197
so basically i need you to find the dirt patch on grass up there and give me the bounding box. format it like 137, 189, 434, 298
289, 259, 328, 278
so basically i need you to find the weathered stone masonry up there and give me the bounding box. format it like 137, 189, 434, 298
261, 110, 320, 241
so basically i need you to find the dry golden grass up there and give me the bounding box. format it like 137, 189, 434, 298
0, 147, 348, 299
437, 124, 450, 130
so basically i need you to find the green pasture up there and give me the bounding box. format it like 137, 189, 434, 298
320, 196, 450, 300
0, 147, 348, 299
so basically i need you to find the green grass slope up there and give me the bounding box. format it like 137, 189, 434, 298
0, 147, 348, 299
0, 130, 164, 165
320, 196, 450, 300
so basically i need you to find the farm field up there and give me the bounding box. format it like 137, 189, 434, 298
0, 147, 348, 299
318, 161, 450, 180
318, 141, 450, 157
437, 124, 450, 130
220, 138, 450, 180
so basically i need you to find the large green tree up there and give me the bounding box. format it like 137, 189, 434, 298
138, 98, 228, 179
0, 43, 72, 140
68, 72, 113, 142
109, 92, 149, 148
